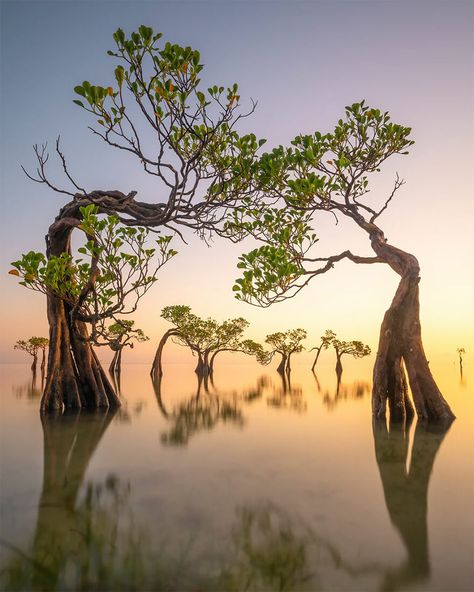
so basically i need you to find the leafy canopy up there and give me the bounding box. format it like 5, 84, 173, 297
14, 337, 49, 357
72, 25, 266, 216
265, 329, 307, 356
10, 205, 176, 345
227, 101, 414, 306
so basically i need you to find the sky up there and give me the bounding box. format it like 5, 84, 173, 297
1, 0, 473, 366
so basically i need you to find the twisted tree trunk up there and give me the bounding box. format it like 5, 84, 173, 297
41, 215, 120, 413
369, 230, 454, 424
335, 353, 343, 376
31, 353, 38, 374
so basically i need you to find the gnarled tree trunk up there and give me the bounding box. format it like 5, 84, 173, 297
370, 231, 455, 424
41, 215, 120, 413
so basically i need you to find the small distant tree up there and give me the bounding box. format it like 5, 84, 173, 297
14, 337, 49, 374
457, 347, 466, 376
332, 337, 371, 376
106, 320, 148, 376
150, 305, 193, 380
310, 329, 336, 372
151, 306, 269, 378
265, 329, 307, 374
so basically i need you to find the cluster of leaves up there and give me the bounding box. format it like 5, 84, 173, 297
332, 336, 371, 359
228, 206, 317, 305
161, 305, 269, 363
228, 101, 414, 306
13, 336, 49, 357
265, 329, 307, 356
72, 26, 266, 215
104, 320, 148, 351
10, 205, 176, 344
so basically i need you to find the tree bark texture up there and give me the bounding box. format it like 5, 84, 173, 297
369, 231, 455, 424
41, 215, 120, 413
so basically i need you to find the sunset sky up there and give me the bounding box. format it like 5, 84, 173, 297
1, 0, 473, 365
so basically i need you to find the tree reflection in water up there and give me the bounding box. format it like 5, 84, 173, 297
12, 374, 43, 400
373, 419, 451, 591
1, 380, 452, 591
266, 373, 307, 414
152, 374, 269, 446
320, 378, 371, 411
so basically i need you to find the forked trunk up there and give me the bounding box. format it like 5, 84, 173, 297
195, 351, 205, 375
41, 215, 120, 412
370, 232, 454, 424
150, 328, 179, 380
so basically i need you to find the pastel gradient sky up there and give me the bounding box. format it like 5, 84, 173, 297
1, 0, 473, 365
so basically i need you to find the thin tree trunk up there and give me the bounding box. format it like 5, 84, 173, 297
41, 215, 120, 412
109, 349, 120, 375
209, 349, 224, 374
311, 346, 322, 372
150, 328, 179, 380
287, 352, 292, 373
335, 353, 343, 377
368, 231, 455, 424
31, 353, 38, 374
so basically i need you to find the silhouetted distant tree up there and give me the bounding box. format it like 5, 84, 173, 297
152, 306, 268, 378
331, 336, 371, 376
456, 347, 466, 377
310, 329, 336, 372
106, 320, 148, 376
14, 337, 49, 374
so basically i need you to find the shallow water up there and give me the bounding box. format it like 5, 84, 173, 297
0, 360, 472, 591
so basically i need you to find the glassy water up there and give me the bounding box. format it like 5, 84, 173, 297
0, 360, 472, 591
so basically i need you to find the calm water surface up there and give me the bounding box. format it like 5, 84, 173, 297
0, 360, 472, 591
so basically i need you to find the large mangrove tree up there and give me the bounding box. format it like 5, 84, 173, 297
228, 102, 455, 424
11, 25, 264, 411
